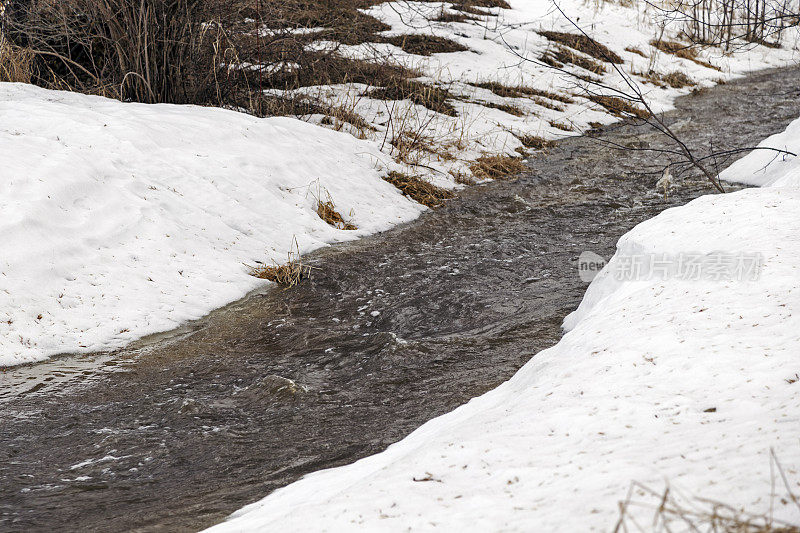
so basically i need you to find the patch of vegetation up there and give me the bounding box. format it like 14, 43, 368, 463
383, 34, 470, 56
0, 43, 32, 83
518, 134, 553, 150
365, 80, 458, 116
470, 155, 526, 180
635, 69, 695, 89
473, 81, 573, 104
650, 39, 720, 70
586, 94, 648, 118
541, 46, 606, 75
383, 172, 454, 207
549, 119, 574, 131
539, 31, 624, 63
317, 199, 357, 230
625, 46, 648, 57
480, 101, 525, 116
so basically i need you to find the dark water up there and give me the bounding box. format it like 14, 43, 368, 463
1, 67, 799, 532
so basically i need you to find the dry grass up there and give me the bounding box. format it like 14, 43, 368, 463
541, 46, 607, 75
518, 134, 553, 150
470, 155, 526, 180
365, 80, 457, 116
316, 199, 357, 230
635, 69, 695, 89
615, 481, 800, 533
0, 43, 32, 83
625, 46, 648, 57
480, 101, 525, 116
650, 39, 721, 70
473, 81, 574, 104
383, 34, 469, 56
549, 119, 574, 131
539, 31, 624, 63
248, 240, 311, 287
586, 94, 648, 118
383, 171, 454, 207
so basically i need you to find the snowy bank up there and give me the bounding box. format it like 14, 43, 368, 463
0, 83, 422, 366
206, 125, 800, 530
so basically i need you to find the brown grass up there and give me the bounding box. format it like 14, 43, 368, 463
365, 80, 457, 116
470, 155, 526, 180
248, 240, 312, 287
317, 200, 357, 230
539, 31, 624, 63
541, 46, 607, 75
383, 34, 469, 56
635, 69, 695, 89
481, 101, 525, 116
383, 172, 454, 207
586, 94, 648, 118
549, 119, 574, 132
0, 44, 32, 83
650, 39, 721, 70
625, 46, 647, 57
518, 134, 552, 150
473, 81, 574, 104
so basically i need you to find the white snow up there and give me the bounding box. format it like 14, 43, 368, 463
205, 121, 800, 530
0, 83, 423, 366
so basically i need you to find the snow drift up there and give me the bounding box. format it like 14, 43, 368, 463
0, 83, 422, 366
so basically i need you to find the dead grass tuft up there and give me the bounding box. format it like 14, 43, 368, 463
518, 134, 552, 150
248, 240, 311, 287
317, 199, 357, 230
635, 69, 695, 89
586, 94, 648, 118
650, 39, 720, 70
470, 155, 526, 181
0, 43, 32, 83
383, 34, 469, 56
480, 101, 525, 116
366, 80, 457, 116
383, 171, 454, 207
473, 81, 574, 104
625, 46, 648, 57
539, 31, 624, 63
549, 119, 574, 132
541, 46, 607, 75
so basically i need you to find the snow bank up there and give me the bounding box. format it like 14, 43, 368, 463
206, 131, 800, 529
0, 83, 422, 366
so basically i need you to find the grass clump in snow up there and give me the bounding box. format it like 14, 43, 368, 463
480, 101, 526, 116
541, 46, 607, 75
586, 94, 648, 119
650, 39, 721, 70
473, 81, 574, 104
538, 31, 624, 63
365, 80, 458, 116
635, 69, 695, 89
518, 134, 553, 150
549, 119, 575, 132
383, 34, 470, 56
316, 199, 357, 230
470, 155, 526, 181
248, 240, 312, 287
383, 172, 454, 208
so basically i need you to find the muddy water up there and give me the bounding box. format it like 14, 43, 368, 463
1, 67, 799, 532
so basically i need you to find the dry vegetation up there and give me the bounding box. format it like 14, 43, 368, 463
317, 199, 357, 230
470, 155, 526, 181
650, 38, 721, 70
586, 94, 649, 118
383, 171, 454, 207
248, 240, 312, 286
539, 30, 624, 63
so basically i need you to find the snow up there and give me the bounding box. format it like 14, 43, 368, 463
286, 0, 800, 184
0, 83, 423, 366
205, 121, 800, 530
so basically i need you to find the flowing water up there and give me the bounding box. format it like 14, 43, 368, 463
1, 66, 799, 532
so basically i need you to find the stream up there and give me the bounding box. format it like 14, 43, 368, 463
1, 66, 799, 532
